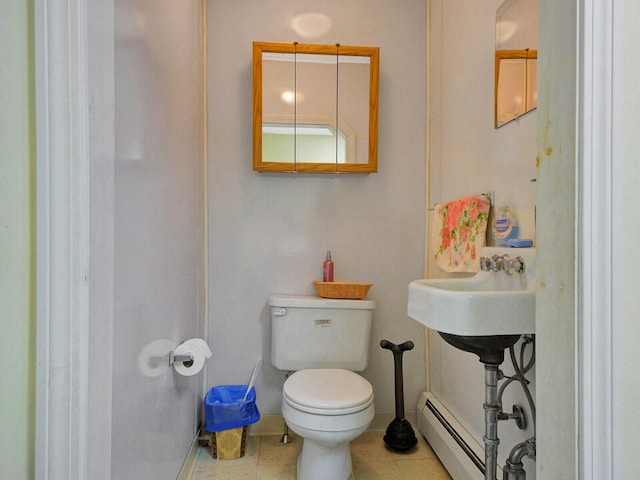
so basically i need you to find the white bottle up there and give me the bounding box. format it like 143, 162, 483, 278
492, 206, 519, 246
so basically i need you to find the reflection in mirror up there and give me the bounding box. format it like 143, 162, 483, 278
294, 53, 338, 164
495, 50, 537, 127
263, 122, 349, 163
261, 52, 296, 162
338, 55, 371, 165
253, 42, 379, 173
494, 0, 538, 128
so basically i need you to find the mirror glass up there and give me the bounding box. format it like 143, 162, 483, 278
253, 42, 379, 173
495, 0, 538, 128
261, 52, 296, 163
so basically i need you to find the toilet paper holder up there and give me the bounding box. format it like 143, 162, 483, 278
169, 351, 194, 367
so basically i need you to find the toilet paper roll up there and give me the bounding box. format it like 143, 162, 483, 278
173, 338, 212, 377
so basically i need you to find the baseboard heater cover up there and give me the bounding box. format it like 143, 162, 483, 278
426, 398, 485, 473
417, 392, 503, 480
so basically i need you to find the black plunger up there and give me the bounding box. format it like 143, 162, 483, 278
380, 339, 418, 451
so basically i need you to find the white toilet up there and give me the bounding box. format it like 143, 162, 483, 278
270, 294, 376, 480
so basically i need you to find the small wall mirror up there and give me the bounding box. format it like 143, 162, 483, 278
494, 0, 538, 128
253, 42, 379, 173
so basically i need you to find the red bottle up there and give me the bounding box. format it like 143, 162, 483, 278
323, 250, 334, 282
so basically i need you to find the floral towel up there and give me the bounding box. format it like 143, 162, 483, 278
433, 194, 491, 272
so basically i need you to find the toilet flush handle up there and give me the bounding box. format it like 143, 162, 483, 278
273, 307, 287, 316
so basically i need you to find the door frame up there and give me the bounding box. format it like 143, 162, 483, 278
35, 1, 114, 478
34, 0, 615, 478
575, 0, 616, 477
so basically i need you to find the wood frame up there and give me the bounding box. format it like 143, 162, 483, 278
253, 41, 379, 173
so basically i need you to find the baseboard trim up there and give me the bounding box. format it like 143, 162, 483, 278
177, 429, 202, 480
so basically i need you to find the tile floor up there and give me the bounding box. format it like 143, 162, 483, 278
191, 430, 452, 479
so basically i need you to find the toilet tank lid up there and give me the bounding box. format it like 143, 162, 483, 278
269, 294, 375, 310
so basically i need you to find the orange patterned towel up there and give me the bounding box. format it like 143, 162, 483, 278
433, 194, 491, 272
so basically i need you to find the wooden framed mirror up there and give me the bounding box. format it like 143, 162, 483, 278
253, 42, 379, 173
494, 0, 538, 128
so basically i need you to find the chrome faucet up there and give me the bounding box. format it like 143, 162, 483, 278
480, 254, 525, 275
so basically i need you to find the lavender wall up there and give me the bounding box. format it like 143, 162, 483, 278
207, 0, 428, 423
111, 2, 205, 478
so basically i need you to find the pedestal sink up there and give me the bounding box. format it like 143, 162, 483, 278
408, 247, 535, 364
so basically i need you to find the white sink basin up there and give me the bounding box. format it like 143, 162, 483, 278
408, 247, 535, 336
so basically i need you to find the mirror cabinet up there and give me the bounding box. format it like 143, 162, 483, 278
253, 42, 379, 173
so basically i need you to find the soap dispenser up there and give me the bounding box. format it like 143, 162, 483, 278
492, 206, 519, 246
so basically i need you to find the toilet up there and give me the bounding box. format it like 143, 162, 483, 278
270, 294, 376, 480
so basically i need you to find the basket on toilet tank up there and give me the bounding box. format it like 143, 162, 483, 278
313, 281, 373, 300
269, 295, 376, 371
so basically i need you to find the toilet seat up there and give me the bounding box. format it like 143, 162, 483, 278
281, 368, 375, 479
283, 369, 373, 415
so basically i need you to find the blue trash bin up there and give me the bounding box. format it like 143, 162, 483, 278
204, 385, 260, 459
204, 385, 260, 433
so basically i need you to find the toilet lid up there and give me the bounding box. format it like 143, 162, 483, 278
283, 369, 373, 415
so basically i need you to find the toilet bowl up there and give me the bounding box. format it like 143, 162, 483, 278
282, 368, 374, 480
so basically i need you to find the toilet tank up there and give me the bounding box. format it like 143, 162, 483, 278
270, 295, 376, 372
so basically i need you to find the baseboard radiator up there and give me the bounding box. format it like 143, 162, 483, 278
416, 392, 503, 480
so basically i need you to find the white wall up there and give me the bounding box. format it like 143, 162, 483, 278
0, 1, 35, 478
207, 0, 427, 424
429, 1, 537, 210
617, 0, 640, 475
428, 0, 537, 475
110, 1, 205, 478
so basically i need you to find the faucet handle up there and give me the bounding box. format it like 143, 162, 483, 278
502, 254, 525, 275
480, 255, 503, 272
480, 256, 491, 271
491, 255, 504, 272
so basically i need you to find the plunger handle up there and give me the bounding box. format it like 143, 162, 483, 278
380, 339, 414, 419
380, 339, 414, 353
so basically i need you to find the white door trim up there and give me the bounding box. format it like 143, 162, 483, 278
34, 0, 92, 478
577, 0, 615, 478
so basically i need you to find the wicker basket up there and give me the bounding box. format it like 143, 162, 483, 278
313, 281, 373, 300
